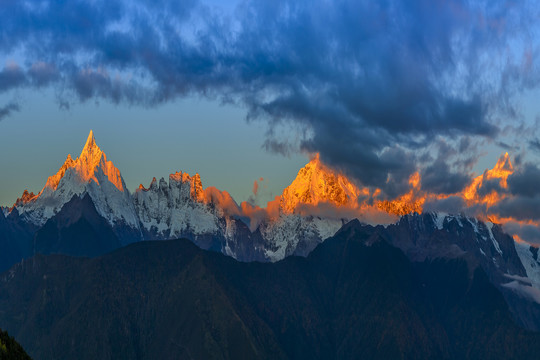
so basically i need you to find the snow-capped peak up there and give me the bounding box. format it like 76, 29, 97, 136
82, 129, 97, 151
13, 131, 138, 229
41, 130, 124, 193
494, 152, 513, 174
78, 130, 105, 179
279, 154, 361, 214
43, 154, 76, 191
135, 171, 205, 203
133, 170, 221, 239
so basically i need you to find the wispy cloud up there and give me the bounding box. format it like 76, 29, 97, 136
0, 102, 19, 121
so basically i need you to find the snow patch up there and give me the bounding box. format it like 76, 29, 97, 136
431, 212, 447, 230
486, 222, 503, 255
468, 218, 480, 235
515, 242, 540, 292
261, 214, 343, 262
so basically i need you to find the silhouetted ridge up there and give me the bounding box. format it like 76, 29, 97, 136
0, 328, 31, 360
1, 229, 539, 360
33, 193, 121, 257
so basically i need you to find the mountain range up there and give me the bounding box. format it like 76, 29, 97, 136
1, 131, 350, 268
2, 131, 540, 358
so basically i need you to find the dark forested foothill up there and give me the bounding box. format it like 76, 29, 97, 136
1, 224, 540, 359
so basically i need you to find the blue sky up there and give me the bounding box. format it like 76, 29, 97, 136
1, 0, 540, 228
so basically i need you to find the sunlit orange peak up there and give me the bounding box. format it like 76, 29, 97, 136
409, 171, 421, 189
491, 152, 513, 186
169, 171, 192, 184
376, 171, 424, 216
44, 154, 76, 191
280, 154, 361, 213
43, 130, 125, 193
9, 189, 38, 211
463, 152, 514, 204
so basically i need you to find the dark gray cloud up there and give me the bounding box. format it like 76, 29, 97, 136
0, 0, 539, 196
507, 163, 540, 198
503, 222, 540, 246
423, 196, 467, 214
492, 196, 540, 222
497, 141, 519, 152
530, 139, 540, 154
418, 137, 477, 195
475, 174, 506, 197
28, 62, 59, 87
423, 195, 489, 218
513, 153, 524, 167
421, 161, 471, 195
0, 102, 19, 122
0, 65, 26, 92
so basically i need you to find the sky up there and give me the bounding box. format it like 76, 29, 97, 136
0, 88, 307, 207
1, 0, 540, 242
